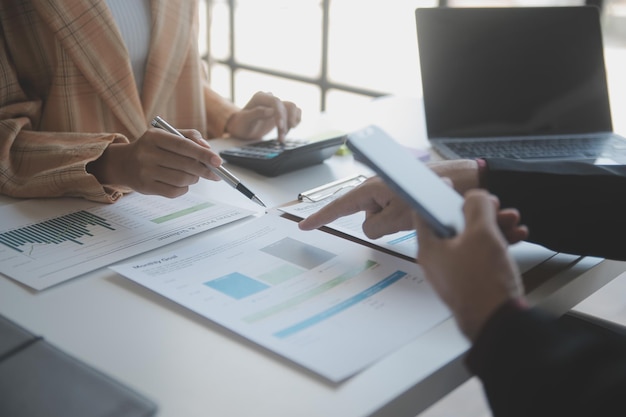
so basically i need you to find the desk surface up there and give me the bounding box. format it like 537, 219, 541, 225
1, 96, 625, 417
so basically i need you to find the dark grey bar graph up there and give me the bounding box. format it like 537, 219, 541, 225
0, 211, 115, 253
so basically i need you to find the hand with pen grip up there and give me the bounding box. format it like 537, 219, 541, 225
87, 127, 223, 199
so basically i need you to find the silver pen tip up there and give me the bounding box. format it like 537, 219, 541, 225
252, 195, 267, 208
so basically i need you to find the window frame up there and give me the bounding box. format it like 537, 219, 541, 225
203, 0, 603, 112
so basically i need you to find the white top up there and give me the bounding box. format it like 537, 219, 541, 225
105, 0, 152, 92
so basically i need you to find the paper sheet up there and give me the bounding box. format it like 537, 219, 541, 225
0, 193, 253, 290
111, 214, 451, 382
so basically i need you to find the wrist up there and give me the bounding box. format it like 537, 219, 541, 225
457, 296, 528, 342
223, 112, 237, 137
86, 143, 125, 185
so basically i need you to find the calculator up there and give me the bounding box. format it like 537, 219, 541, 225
219, 134, 347, 177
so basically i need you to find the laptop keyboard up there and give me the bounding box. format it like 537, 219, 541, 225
441, 136, 626, 159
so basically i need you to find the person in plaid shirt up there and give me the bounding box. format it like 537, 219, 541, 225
0, 0, 301, 203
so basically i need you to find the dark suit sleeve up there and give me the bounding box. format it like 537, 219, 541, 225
466, 302, 626, 417
484, 158, 626, 260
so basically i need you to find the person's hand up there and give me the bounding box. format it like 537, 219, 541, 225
225, 91, 302, 141
298, 176, 414, 238
299, 160, 478, 237
299, 173, 528, 244
87, 128, 222, 198
414, 189, 527, 341
427, 159, 481, 195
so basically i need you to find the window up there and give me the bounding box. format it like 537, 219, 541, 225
201, 0, 626, 120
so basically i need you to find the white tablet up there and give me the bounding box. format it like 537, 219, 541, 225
347, 125, 464, 238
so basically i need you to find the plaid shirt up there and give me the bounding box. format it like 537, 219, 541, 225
0, 0, 237, 202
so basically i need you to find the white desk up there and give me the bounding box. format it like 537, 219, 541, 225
1, 96, 625, 417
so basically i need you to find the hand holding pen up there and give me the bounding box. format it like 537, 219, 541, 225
151, 116, 266, 207
86, 121, 222, 198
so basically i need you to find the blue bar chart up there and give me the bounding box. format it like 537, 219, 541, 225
110, 214, 451, 382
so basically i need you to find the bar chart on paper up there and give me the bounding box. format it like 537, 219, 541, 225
111, 214, 453, 382
0, 211, 116, 254
0, 193, 253, 290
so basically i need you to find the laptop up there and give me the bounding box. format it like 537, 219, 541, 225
415, 6, 626, 163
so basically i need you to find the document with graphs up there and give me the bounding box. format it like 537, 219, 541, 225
0, 193, 254, 290
111, 214, 451, 382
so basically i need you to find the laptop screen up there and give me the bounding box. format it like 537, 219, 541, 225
415, 6, 613, 139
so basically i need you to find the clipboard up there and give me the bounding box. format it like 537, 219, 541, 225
279, 174, 416, 262
297, 174, 368, 202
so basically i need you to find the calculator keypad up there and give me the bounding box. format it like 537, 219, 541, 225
219, 134, 346, 176
227, 140, 306, 159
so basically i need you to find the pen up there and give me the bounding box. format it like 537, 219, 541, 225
151, 116, 267, 208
